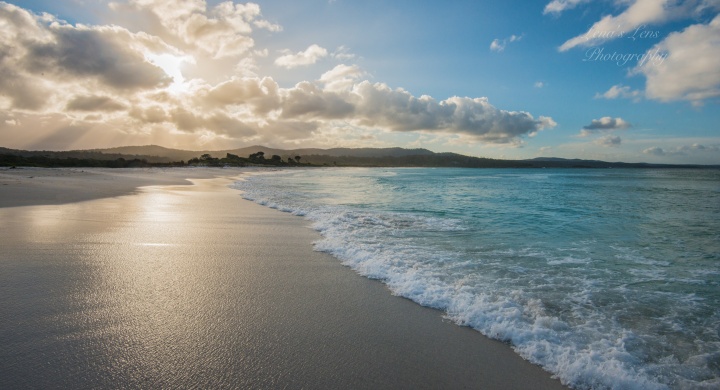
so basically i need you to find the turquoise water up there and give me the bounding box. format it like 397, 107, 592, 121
234, 168, 720, 389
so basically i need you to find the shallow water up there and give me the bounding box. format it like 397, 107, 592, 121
235, 168, 720, 389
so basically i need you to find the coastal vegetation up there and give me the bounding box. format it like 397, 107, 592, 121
0, 145, 717, 169
0, 151, 300, 168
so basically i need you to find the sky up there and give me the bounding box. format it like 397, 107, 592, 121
0, 0, 718, 164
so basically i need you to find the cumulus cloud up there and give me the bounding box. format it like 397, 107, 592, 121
275, 44, 328, 68
108, 0, 279, 59
632, 15, 720, 103
26, 26, 172, 90
643, 146, 666, 156
490, 34, 523, 52
349, 82, 556, 142
198, 76, 281, 114
680, 143, 720, 152
583, 117, 631, 130
253, 19, 282, 32
0, 2, 555, 150
0, 2, 171, 111
643, 143, 719, 156
281, 81, 355, 120
0, 72, 47, 110
580, 117, 631, 137
543, 0, 589, 15
169, 108, 259, 137
158, 75, 555, 144
128, 105, 169, 123
319, 64, 365, 91
195, 75, 557, 144
595, 84, 643, 101
582, 116, 630, 131
66, 95, 126, 111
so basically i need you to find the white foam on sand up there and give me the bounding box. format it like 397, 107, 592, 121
234, 172, 720, 390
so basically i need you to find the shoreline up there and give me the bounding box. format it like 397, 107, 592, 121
0, 166, 251, 207
0, 167, 567, 389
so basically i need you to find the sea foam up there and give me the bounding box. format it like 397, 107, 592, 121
233, 168, 720, 389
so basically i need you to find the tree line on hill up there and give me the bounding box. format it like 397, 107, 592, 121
0, 150, 309, 168
0, 154, 183, 168
1, 146, 717, 169
186, 152, 305, 167
0, 149, 525, 168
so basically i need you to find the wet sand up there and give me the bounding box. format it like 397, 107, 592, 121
0, 167, 229, 207
0, 168, 567, 389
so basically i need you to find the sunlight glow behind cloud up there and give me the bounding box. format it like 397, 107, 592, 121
145, 53, 196, 93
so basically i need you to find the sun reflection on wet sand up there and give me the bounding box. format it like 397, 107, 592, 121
0, 176, 568, 390
0, 179, 248, 387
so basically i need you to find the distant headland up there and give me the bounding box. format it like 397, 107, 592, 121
1, 145, 718, 169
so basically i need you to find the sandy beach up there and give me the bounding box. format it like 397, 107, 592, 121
0, 167, 567, 389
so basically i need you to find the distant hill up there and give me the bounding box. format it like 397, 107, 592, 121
1, 145, 718, 169
224, 146, 436, 159
87, 145, 198, 162
520, 157, 710, 169
83, 145, 437, 162
85, 145, 526, 167
0, 146, 179, 163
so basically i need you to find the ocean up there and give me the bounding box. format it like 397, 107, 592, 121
233, 167, 720, 390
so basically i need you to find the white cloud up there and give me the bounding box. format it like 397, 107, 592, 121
320, 64, 365, 91
643, 146, 666, 155
557, 0, 720, 51
275, 44, 329, 68
195, 77, 556, 144
198, 76, 282, 115
320, 64, 364, 82
632, 15, 720, 103
332, 45, 356, 60
489, 39, 504, 52
551, 0, 720, 104
679, 143, 720, 152
0, 3, 171, 111
66, 95, 126, 111
595, 84, 642, 101
534, 81, 546, 88
109, 0, 279, 59
580, 117, 631, 136
281, 81, 355, 120
643, 143, 720, 156
0, 2, 556, 151
543, 0, 589, 15
490, 34, 523, 52
253, 19, 282, 32
559, 0, 669, 51
349, 82, 556, 143
582, 116, 631, 131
